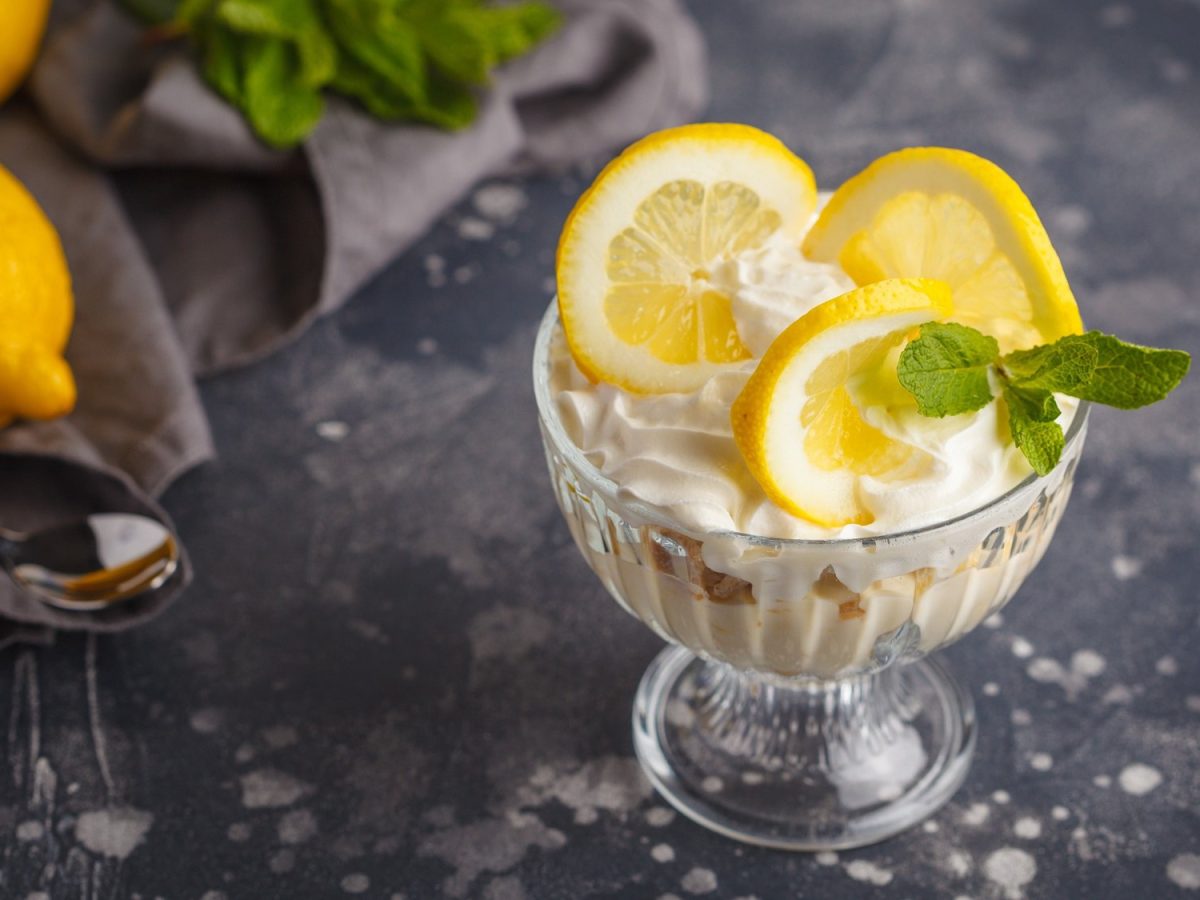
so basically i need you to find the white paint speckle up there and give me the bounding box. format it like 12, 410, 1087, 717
984, 613, 1004, 628
1093, 774, 1112, 788
984, 847, 1037, 897
473, 184, 528, 222
1030, 753, 1053, 772
741, 771, 764, 785
993, 790, 1011, 805
190, 708, 222, 734
701, 776, 724, 794
1027, 657, 1067, 684
1100, 3, 1134, 27
278, 809, 318, 845
947, 850, 972, 877
1049, 205, 1092, 238
342, 874, 370, 894
666, 701, 695, 728
1014, 817, 1042, 839
815, 851, 839, 866
1187, 695, 1200, 713
416, 337, 438, 356
923, 820, 940, 833
75, 807, 153, 859
1011, 709, 1032, 726
16, 820, 43, 841
1011, 637, 1034, 658
227, 822, 252, 842
1167, 854, 1200, 889
240, 769, 313, 809
681, 867, 718, 894
453, 264, 477, 285
1156, 655, 1179, 676
651, 843, 675, 863
963, 802, 990, 826
983, 682, 1000, 696
845, 860, 893, 886
263, 724, 299, 749
646, 806, 675, 827
1103, 684, 1134, 705
316, 421, 350, 442
457, 217, 495, 241
1118, 763, 1162, 795
1052, 806, 1070, 821
1071, 649, 1106, 677
1111, 555, 1142, 580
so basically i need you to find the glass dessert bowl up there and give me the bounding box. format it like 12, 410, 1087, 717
533, 304, 1088, 850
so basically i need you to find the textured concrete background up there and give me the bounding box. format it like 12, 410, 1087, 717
2, 0, 1199, 897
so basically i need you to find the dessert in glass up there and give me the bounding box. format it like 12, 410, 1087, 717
535, 125, 1091, 849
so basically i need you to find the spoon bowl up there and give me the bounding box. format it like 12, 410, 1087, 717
0, 513, 180, 610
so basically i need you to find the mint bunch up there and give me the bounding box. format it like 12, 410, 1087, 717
897, 323, 1190, 475
121, 0, 561, 148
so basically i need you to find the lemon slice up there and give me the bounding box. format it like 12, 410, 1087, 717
557, 123, 818, 393
731, 278, 953, 528
803, 148, 1082, 354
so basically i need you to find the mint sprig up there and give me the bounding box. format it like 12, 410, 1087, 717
897, 324, 1190, 476
120, 0, 561, 148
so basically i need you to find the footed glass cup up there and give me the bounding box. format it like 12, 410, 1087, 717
533, 304, 1087, 850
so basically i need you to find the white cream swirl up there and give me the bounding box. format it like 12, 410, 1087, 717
551, 229, 1075, 540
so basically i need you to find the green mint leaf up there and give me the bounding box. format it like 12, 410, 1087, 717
463, 3, 563, 65
1002, 382, 1061, 423
239, 36, 325, 147
119, 0, 182, 25
419, 16, 492, 85
217, 0, 336, 87
323, 0, 427, 104
176, 0, 219, 25
199, 22, 244, 103
1053, 332, 1190, 409
1000, 338, 1098, 393
1002, 383, 1064, 476
897, 322, 999, 417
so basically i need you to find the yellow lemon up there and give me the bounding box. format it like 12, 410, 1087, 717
803, 147, 1082, 354
0, 164, 76, 428
557, 123, 818, 393
731, 279, 952, 528
0, 0, 51, 104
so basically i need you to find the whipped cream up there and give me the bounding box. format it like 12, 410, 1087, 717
550, 206, 1076, 541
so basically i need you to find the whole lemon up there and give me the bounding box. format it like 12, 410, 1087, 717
0, 0, 51, 104
0, 165, 76, 428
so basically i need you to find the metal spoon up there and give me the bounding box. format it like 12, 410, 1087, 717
0, 514, 179, 611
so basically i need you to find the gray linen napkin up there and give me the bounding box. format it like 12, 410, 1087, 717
0, 0, 708, 641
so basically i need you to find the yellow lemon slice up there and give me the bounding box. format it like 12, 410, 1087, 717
803, 147, 1082, 354
731, 279, 953, 528
557, 123, 818, 393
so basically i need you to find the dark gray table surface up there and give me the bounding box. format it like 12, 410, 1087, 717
3, 0, 1199, 897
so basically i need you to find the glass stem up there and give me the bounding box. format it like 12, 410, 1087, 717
688, 660, 922, 776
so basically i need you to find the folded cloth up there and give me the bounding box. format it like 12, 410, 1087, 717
0, 0, 708, 643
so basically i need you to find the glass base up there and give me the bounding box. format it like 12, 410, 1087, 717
632, 646, 976, 851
